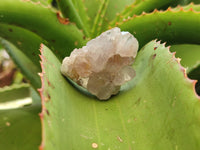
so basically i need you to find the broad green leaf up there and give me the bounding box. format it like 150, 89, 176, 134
0, 80, 41, 149
0, 23, 44, 68
188, 63, 200, 80
56, 0, 90, 37
118, 6, 200, 49
110, 0, 177, 30
170, 44, 200, 95
113, 1, 200, 30
0, 38, 41, 89
83, 0, 101, 27
0, 0, 85, 59
0, 104, 41, 150
173, 0, 200, 5
102, 0, 197, 34
90, 0, 134, 37
31, 0, 51, 5
31, 87, 42, 105
170, 44, 200, 69
85, 0, 133, 28
40, 41, 200, 150
102, 0, 133, 22
0, 83, 29, 103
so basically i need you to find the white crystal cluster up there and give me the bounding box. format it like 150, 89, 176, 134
61, 27, 138, 100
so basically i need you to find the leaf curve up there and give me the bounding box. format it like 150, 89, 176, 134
0, 0, 85, 59
117, 6, 200, 49
39, 41, 200, 150
0, 104, 41, 150
0, 23, 44, 68
0, 38, 41, 89
56, 0, 90, 37
0, 83, 29, 103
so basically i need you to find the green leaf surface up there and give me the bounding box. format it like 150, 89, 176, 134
188, 63, 200, 80
0, 83, 29, 103
173, 0, 200, 5
0, 0, 85, 59
118, 6, 200, 49
170, 44, 200, 95
110, 0, 176, 28
0, 23, 44, 68
0, 104, 41, 150
56, 0, 90, 37
31, 0, 51, 5
170, 44, 200, 69
40, 41, 200, 150
91, 0, 109, 37
31, 87, 42, 105
85, 0, 133, 37
0, 38, 41, 89
85, 0, 133, 25
83, 0, 101, 27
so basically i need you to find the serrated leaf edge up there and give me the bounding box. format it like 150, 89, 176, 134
155, 40, 200, 100
109, 3, 200, 28
38, 44, 46, 150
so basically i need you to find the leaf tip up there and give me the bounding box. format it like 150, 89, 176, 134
171, 49, 200, 99
179, 7, 184, 11
167, 7, 172, 11
142, 11, 146, 15
189, 7, 194, 11
39, 142, 44, 150
153, 9, 158, 13
56, 11, 70, 25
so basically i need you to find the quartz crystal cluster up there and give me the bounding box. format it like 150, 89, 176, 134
61, 27, 138, 100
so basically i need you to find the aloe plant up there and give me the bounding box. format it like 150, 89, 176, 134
0, 0, 200, 149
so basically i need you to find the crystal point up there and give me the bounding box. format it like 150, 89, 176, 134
61, 27, 138, 100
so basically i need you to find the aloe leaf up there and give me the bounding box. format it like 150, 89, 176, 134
0, 23, 44, 68
101, 0, 196, 34
31, 87, 42, 105
40, 41, 200, 150
170, 44, 200, 91
170, 44, 200, 95
56, 0, 90, 36
31, 0, 51, 5
87, 0, 133, 37
170, 44, 200, 69
0, 105, 41, 150
0, 38, 41, 89
112, 0, 200, 29
110, 0, 176, 29
175, 0, 200, 5
188, 63, 200, 80
188, 64, 200, 95
0, 81, 41, 149
0, 0, 85, 59
117, 6, 200, 49
0, 83, 29, 103
170, 44, 200, 86
91, 0, 109, 37
85, 0, 133, 26
83, 0, 101, 27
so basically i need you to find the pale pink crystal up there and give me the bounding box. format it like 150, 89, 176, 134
61, 27, 138, 100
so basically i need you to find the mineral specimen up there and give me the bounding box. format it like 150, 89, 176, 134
61, 27, 138, 100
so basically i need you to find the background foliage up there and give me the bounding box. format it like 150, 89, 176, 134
0, 0, 200, 149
